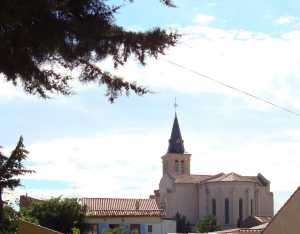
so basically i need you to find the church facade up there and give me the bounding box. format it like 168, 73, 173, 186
156, 114, 274, 229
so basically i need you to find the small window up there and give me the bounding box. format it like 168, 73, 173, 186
239, 198, 243, 221
225, 198, 230, 224
130, 224, 140, 234
180, 160, 184, 174
148, 225, 153, 233
175, 160, 179, 172
109, 224, 119, 229
212, 198, 216, 216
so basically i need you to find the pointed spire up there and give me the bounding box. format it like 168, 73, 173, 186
167, 113, 185, 154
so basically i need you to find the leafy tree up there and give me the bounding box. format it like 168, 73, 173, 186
21, 197, 86, 234
174, 212, 191, 233
0, 205, 19, 234
0, 137, 33, 224
0, 0, 178, 101
196, 215, 221, 233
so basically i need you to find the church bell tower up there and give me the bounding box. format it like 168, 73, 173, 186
162, 113, 191, 177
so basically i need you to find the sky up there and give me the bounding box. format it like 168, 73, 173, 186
2, 0, 300, 214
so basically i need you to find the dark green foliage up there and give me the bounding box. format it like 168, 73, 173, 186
0, 137, 33, 224
21, 197, 86, 234
196, 215, 221, 233
0, 0, 178, 101
174, 212, 191, 233
0, 205, 19, 234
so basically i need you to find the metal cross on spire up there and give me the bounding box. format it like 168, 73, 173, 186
174, 97, 178, 113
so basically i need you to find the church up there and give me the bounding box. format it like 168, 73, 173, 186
155, 113, 274, 229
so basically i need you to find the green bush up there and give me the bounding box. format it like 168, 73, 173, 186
0, 205, 19, 234
196, 215, 221, 233
21, 197, 86, 234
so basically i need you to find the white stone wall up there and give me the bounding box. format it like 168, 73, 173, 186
162, 220, 177, 234
164, 183, 199, 225
198, 181, 273, 229
162, 153, 191, 177
84, 217, 176, 234
257, 186, 273, 217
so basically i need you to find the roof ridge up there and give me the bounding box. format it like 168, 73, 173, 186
81, 197, 155, 200
89, 209, 163, 211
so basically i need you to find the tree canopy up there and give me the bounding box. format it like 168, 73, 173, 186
0, 137, 33, 224
0, 0, 178, 101
0, 205, 19, 234
196, 215, 221, 233
21, 197, 86, 233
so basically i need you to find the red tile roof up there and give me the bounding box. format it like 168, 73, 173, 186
174, 172, 265, 186
174, 174, 212, 183
206, 172, 256, 183
80, 198, 165, 217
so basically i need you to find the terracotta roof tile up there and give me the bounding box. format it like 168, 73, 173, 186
174, 174, 212, 183
80, 198, 165, 217
253, 216, 272, 224
174, 173, 268, 186
206, 172, 257, 183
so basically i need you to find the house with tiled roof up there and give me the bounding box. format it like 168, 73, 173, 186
156, 113, 274, 229
18, 195, 175, 234
81, 197, 176, 234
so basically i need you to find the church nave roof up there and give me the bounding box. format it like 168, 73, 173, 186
174, 172, 267, 186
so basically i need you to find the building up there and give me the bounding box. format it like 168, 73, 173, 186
81, 197, 176, 234
201, 186, 300, 233
157, 113, 274, 229
19, 195, 175, 234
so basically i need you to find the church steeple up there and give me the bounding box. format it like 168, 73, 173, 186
162, 111, 191, 177
167, 113, 185, 154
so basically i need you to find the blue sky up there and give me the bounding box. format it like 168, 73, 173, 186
2, 0, 300, 214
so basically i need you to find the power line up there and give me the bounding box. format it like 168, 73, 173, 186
163, 58, 300, 117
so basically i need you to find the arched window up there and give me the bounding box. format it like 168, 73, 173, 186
175, 160, 179, 173
225, 198, 230, 224
212, 198, 216, 216
180, 160, 184, 174
251, 199, 253, 216
239, 198, 243, 221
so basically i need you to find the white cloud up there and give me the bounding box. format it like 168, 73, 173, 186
194, 14, 216, 25
274, 16, 296, 25
97, 24, 300, 112
7, 133, 167, 200
4, 129, 300, 212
